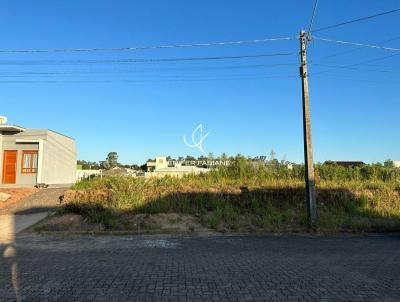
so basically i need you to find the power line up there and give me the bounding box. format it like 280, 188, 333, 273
0, 69, 294, 78
313, 36, 400, 51
311, 63, 400, 74
307, 0, 320, 34
312, 75, 400, 85
315, 35, 400, 61
309, 52, 400, 76
311, 8, 400, 33
0, 52, 297, 65
0, 74, 297, 84
0, 63, 298, 76
0, 36, 296, 54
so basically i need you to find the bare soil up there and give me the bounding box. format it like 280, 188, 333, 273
33, 213, 215, 234
34, 213, 104, 232
0, 188, 39, 211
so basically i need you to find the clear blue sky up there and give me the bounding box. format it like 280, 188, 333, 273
1, 0, 399, 165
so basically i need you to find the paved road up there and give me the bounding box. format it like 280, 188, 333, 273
1, 234, 399, 301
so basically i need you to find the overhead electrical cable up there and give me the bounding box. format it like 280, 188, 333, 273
307, 0, 320, 34
311, 8, 400, 33
0, 36, 296, 53
0, 52, 296, 65
313, 36, 400, 52
0, 52, 297, 66
310, 63, 400, 74
315, 35, 400, 61
0, 73, 297, 84
0, 63, 298, 76
309, 53, 400, 77
312, 75, 400, 85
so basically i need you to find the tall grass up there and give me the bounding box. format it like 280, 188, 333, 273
65, 157, 400, 232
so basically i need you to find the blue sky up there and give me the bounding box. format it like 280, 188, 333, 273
0, 0, 399, 164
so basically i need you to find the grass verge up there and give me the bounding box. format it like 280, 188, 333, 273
53, 160, 400, 234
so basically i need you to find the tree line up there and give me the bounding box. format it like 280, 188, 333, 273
77, 151, 397, 172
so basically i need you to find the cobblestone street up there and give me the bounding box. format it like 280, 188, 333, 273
1, 234, 399, 301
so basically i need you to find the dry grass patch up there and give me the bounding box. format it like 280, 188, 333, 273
52, 159, 400, 234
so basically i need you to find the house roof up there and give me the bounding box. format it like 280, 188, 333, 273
0, 125, 75, 141
0, 124, 26, 132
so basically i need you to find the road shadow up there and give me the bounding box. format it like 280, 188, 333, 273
0, 215, 20, 301
0, 204, 57, 301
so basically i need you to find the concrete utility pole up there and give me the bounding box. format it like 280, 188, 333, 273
299, 30, 317, 223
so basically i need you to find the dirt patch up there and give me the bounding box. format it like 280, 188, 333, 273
33, 213, 214, 234
34, 213, 104, 232
63, 189, 112, 203
0, 188, 39, 211
127, 213, 211, 233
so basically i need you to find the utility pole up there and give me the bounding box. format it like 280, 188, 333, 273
299, 30, 317, 224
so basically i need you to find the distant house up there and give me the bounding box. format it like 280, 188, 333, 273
394, 161, 400, 168
146, 156, 169, 172
324, 161, 365, 168
145, 156, 210, 178
0, 124, 76, 186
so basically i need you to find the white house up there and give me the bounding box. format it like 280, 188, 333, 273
0, 122, 76, 186
145, 156, 210, 178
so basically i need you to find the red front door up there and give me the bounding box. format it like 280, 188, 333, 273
2, 150, 17, 184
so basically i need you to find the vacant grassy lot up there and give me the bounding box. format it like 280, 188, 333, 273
50, 158, 400, 234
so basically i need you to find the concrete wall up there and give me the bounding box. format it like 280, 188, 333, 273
76, 169, 102, 181
40, 131, 76, 185
144, 169, 210, 179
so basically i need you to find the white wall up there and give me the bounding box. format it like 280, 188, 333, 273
76, 169, 101, 181
40, 131, 77, 185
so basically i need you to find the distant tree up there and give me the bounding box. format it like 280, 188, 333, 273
119, 164, 139, 169
77, 160, 100, 170
101, 152, 119, 169
198, 155, 207, 162
130, 164, 140, 170
384, 159, 395, 168
269, 149, 276, 161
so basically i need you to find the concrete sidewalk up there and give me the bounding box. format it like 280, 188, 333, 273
0, 188, 66, 243
0, 213, 48, 243
0, 188, 66, 215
